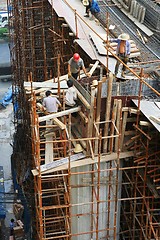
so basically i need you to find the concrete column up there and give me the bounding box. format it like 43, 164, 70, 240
130, 0, 135, 15
137, 5, 143, 22
140, 7, 146, 23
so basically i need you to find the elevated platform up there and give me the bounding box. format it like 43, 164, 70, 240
48, 0, 140, 74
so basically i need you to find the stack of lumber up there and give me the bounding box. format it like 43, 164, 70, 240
13, 220, 24, 238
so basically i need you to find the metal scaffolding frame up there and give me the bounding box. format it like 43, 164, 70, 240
9, 0, 160, 239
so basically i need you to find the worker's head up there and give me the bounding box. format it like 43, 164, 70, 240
73, 53, 80, 62
67, 79, 73, 88
45, 90, 52, 97
118, 33, 130, 41
11, 219, 14, 223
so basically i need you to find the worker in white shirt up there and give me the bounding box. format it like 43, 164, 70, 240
65, 79, 77, 107
43, 90, 61, 114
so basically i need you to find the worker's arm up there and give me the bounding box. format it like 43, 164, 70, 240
56, 98, 62, 108
126, 41, 131, 57
68, 64, 71, 77
82, 66, 91, 77
42, 98, 46, 107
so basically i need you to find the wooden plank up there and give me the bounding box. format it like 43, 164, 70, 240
38, 106, 81, 122
32, 153, 85, 176
32, 151, 134, 176
121, 110, 128, 150
89, 60, 99, 76
24, 80, 68, 89
115, 99, 122, 151
73, 78, 91, 104
129, 108, 139, 114
53, 118, 66, 130
76, 89, 91, 109
40, 151, 134, 174
72, 126, 87, 149
78, 111, 88, 123
45, 136, 53, 164
103, 72, 113, 151
45, 120, 54, 164
139, 121, 152, 127
94, 80, 103, 153
87, 86, 97, 141
109, 99, 118, 152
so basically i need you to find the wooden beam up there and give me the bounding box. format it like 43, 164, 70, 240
78, 111, 88, 123
53, 118, 66, 130
32, 151, 134, 175
32, 153, 85, 176
45, 120, 54, 164
76, 89, 91, 109
139, 121, 152, 127
38, 107, 81, 122
89, 60, 99, 76
109, 99, 118, 152
103, 72, 113, 151
121, 110, 128, 150
24, 80, 68, 89
115, 99, 122, 152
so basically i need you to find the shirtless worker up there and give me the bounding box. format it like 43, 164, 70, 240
110, 33, 131, 78
68, 53, 90, 80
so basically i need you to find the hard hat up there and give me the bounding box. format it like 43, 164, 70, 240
92, 80, 98, 86
73, 53, 80, 61
74, 144, 83, 153
118, 33, 130, 40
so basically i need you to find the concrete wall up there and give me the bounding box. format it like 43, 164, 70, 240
71, 161, 122, 239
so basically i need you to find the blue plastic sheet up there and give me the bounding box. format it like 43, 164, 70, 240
0, 85, 12, 108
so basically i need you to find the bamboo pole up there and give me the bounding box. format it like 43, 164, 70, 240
103, 72, 113, 152
109, 99, 118, 152
57, 54, 61, 97
120, 110, 128, 151
115, 99, 122, 152
94, 80, 102, 154
96, 130, 102, 239
87, 86, 97, 154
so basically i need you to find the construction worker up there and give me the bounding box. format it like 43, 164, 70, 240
68, 53, 90, 80
43, 90, 61, 114
65, 79, 78, 107
84, 0, 100, 18
9, 218, 15, 238
110, 33, 131, 78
